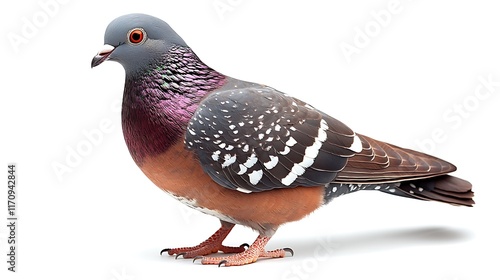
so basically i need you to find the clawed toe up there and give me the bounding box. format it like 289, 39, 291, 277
159, 248, 171, 255
284, 247, 294, 256
174, 253, 186, 259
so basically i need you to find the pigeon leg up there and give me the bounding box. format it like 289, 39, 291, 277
196, 235, 293, 266
161, 221, 246, 258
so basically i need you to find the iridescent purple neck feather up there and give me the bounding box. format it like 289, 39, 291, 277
122, 46, 226, 164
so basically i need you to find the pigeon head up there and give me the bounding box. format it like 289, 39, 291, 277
91, 13, 187, 75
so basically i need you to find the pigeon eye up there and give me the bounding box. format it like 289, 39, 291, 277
128, 28, 146, 44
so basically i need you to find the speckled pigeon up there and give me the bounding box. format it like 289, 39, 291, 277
91, 13, 474, 266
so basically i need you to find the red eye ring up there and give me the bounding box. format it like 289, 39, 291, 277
128, 28, 145, 44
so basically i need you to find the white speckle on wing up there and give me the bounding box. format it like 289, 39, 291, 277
221, 154, 236, 168
243, 153, 258, 168
237, 164, 247, 175
279, 146, 290, 155
211, 150, 221, 161
236, 187, 252, 194
286, 137, 297, 147
248, 169, 263, 185
263, 155, 279, 170
299, 156, 315, 169
291, 163, 306, 176
317, 119, 328, 141
281, 172, 297, 186
242, 144, 250, 152
280, 119, 329, 186
348, 134, 363, 153
304, 141, 321, 159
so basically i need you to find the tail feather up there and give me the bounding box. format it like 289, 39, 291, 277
435, 176, 474, 193
323, 175, 474, 206
432, 188, 474, 199
397, 175, 474, 207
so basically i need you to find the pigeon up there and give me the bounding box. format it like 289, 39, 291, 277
91, 13, 474, 266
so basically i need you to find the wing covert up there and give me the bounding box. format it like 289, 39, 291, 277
185, 85, 359, 193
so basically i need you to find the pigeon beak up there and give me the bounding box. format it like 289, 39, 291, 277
91, 44, 115, 68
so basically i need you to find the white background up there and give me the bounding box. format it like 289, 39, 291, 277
1, 0, 499, 279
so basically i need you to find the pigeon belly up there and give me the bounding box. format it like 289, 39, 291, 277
137, 141, 325, 233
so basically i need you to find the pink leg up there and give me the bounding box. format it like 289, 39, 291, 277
161, 221, 246, 258
195, 235, 293, 266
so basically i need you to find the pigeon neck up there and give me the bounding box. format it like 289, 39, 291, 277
122, 46, 226, 164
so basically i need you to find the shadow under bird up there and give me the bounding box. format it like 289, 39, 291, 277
91, 13, 474, 266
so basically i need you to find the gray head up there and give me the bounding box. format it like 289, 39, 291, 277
91, 13, 187, 74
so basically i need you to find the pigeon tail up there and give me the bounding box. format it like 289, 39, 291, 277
392, 175, 474, 206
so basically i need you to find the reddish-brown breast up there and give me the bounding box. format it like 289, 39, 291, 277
138, 141, 324, 227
